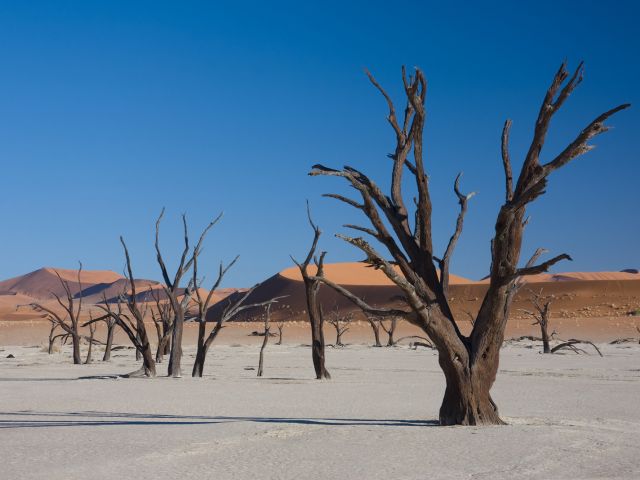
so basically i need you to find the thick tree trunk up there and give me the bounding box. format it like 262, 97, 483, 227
439, 356, 504, 426
306, 280, 330, 379
168, 309, 184, 377
192, 343, 206, 377
540, 324, 551, 354
103, 324, 114, 361
367, 318, 382, 347
135, 331, 142, 361
71, 333, 81, 365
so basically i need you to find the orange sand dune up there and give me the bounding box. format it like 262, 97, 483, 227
280, 262, 473, 286
478, 271, 640, 284
0, 267, 123, 299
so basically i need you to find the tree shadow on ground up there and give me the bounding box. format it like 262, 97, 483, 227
0, 410, 438, 428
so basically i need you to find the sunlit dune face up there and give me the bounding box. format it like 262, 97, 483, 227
279, 262, 473, 286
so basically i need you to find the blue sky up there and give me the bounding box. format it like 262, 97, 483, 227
0, 0, 637, 287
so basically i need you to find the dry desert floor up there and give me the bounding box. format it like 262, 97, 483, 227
1, 331, 639, 479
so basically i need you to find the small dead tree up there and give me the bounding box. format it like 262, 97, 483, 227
257, 304, 272, 377
328, 305, 352, 347
31, 263, 84, 364
95, 238, 156, 377
275, 322, 285, 345
523, 289, 554, 353
380, 317, 398, 346
291, 202, 331, 379
364, 313, 383, 347
309, 62, 628, 424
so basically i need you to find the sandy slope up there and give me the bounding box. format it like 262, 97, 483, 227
0, 339, 638, 480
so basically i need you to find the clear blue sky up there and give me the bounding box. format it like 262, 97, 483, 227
0, 0, 637, 287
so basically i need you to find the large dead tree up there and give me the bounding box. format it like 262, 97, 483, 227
291, 203, 331, 379
94, 238, 156, 376
30, 264, 84, 364
155, 208, 205, 378
309, 62, 628, 425
257, 304, 272, 377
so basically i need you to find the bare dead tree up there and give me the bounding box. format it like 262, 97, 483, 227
84, 313, 96, 364
94, 238, 156, 377
155, 208, 205, 378
149, 287, 173, 363
257, 304, 272, 377
364, 313, 383, 347
522, 289, 554, 353
30, 263, 84, 364
291, 202, 331, 379
380, 317, 398, 346
327, 305, 352, 347
551, 339, 603, 356
309, 62, 628, 425
275, 322, 285, 345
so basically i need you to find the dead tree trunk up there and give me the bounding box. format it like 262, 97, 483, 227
276, 322, 284, 345
31, 263, 85, 365
149, 287, 173, 364
291, 203, 331, 379
381, 317, 397, 346
365, 314, 382, 347
84, 317, 96, 364
257, 304, 272, 377
310, 63, 628, 424
103, 321, 115, 361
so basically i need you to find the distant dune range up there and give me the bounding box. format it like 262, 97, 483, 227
1, 264, 639, 331
209, 262, 640, 325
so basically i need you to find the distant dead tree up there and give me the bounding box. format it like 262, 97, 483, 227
291, 202, 331, 379
275, 322, 285, 345
309, 62, 628, 424
380, 317, 398, 346
257, 304, 272, 377
521, 288, 602, 356
522, 289, 554, 353
328, 305, 352, 347
30, 263, 84, 364
94, 238, 156, 376
149, 287, 173, 363
364, 312, 383, 347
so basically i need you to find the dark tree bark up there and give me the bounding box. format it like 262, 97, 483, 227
309, 63, 628, 425
103, 321, 115, 361
291, 203, 331, 379
257, 304, 272, 377
84, 316, 96, 364
31, 263, 85, 365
